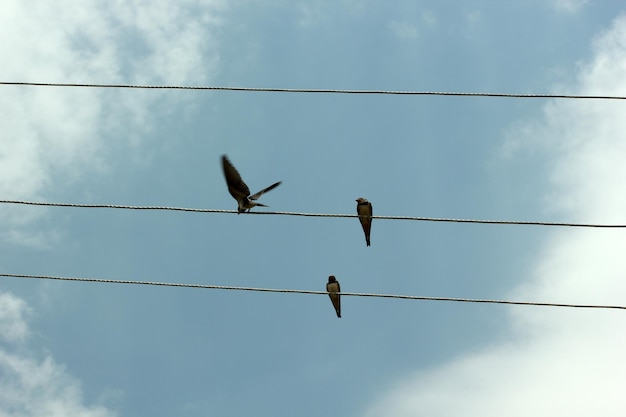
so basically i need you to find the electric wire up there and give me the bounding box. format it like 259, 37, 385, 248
1, 272, 624, 311
1, 81, 625, 100
1, 199, 625, 228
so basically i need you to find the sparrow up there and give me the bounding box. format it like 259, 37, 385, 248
326, 275, 341, 318
356, 198, 373, 246
221, 155, 282, 213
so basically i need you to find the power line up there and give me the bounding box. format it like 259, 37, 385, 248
1, 199, 625, 228
1, 272, 624, 311
1, 81, 625, 100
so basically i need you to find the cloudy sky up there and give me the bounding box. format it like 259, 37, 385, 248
2, 1, 626, 416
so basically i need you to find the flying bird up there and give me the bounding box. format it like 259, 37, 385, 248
356, 198, 373, 246
326, 275, 341, 318
221, 155, 282, 213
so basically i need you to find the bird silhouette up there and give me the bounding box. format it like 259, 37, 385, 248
326, 275, 341, 318
356, 197, 373, 246
221, 155, 281, 213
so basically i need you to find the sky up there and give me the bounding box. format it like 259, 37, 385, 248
1, 0, 626, 416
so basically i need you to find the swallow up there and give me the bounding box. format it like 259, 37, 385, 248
356, 198, 373, 246
221, 155, 282, 213
326, 275, 341, 318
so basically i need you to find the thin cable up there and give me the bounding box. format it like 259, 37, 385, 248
1, 272, 624, 310
1, 81, 625, 100
1, 199, 625, 228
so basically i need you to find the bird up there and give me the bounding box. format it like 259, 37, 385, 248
356, 198, 373, 246
221, 155, 282, 213
326, 275, 341, 318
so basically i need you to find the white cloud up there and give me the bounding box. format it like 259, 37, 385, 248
0, 0, 223, 246
0, 292, 31, 343
388, 20, 419, 40
364, 14, 626, 417
465, 9, 482, 26
0, 291, 116, 417
421, 10, 437, 27
461, 9, 483, 41
388, 11, 437, 40
552, 0, 589, 13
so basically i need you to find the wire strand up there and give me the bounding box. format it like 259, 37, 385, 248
1, 81, 625, 100
1, 272, 624, 310
1, 199, 625, 228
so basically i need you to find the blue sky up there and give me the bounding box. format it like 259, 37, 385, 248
2, 1, 626, 416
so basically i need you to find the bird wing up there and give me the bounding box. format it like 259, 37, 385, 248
221, 155, 251, 200
249, 181, 282, 201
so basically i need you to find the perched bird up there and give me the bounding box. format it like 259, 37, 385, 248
356, 197, 373, 246
326, 275, 341, 318
221, 155, 282, 213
